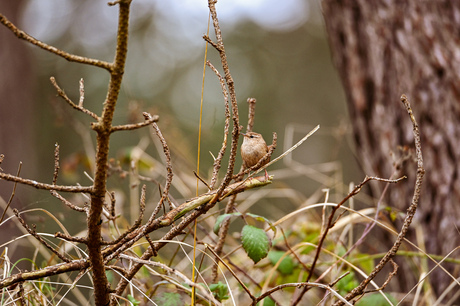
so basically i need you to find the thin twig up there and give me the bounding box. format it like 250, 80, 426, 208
143, 113, 174, 213
206, 0, 241, 204
17, 282, 26, 306
54, 232, 87, 244
207, 61, 230, 189
118, 253, 222, 305
212, 97, 257, 280
246, 98, 256, 132
193, 171, 211, 190
160, 175, 272, 226
50, 190, 87, 213
0, 172, 93, 193
101, 185, 146, 245
52, 143, 60, 185
364, 259, 398, 293
0, 14, 112, 71
0, 259, 89, 289
254, 282, 352, 306
13, 209, 72, 263
78, 78, 85, 107
0, 162, 22, 223
333, 94, 425, 305
293, 176, 405, 304
50, 77, 100, 120
110, 115, 159, 132
206, 244, 256, 302
202, 35, 220, 50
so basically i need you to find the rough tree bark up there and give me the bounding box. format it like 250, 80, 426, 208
322, 0, 460, 299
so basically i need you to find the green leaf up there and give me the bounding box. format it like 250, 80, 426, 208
155, 292, 182, 306
127, 294, 141, 305
356, 293, 398, 306
336, 272, 359, 296
246, 212, 277, 235
241, 225, 271, 264
267, 251, 296, 275
209, 281, 229, 301
261, 296, 275, 306
214, 213, 242, 235
354, 253, 374, 274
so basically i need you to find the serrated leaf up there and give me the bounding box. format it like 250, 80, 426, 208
246, 212, 277, 236
209, 281, 229, 301
214, 212, 241, 235
268, 251, 296, 275
241, 225, 271, 263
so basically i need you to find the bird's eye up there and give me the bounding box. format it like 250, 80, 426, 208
250, 135, 254, 138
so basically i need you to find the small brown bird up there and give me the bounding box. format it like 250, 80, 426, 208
240, 132, 271, 179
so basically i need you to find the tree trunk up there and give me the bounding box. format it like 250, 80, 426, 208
322, 0, 460, 299
0, 0, 35, 193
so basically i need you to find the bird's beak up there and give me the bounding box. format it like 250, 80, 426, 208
240, 132, 247, 137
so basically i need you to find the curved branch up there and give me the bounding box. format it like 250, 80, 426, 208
333, 95, 425, 305
0, 14, 112, 71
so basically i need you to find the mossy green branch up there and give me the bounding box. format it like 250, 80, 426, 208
160, 175, 273, 226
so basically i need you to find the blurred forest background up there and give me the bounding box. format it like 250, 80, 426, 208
1, 0, 360, 222
4, 0, 460, 304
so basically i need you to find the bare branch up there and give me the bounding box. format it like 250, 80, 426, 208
255, 282, 353, 306
246, 97, 257, 132
202, 35, 220, 50
50, 190, 87, 213
54, 232, 87, 244
161, 175, 273, 226
50, 77, 100, 120
206, 0, 241, 209
292, 175, 405, 304
101, 185, 146, 245
0, 14, 112, 71
207, 61, 230, 189
52, 143, 60, 185
364, 259, 398, 293
110, 114, 159, 132
0, 172, 93, 193
14, 209, 72, 263
143, 112, 174, 214
0, 162, 22, 223
0, 259, 89, 289
118, 254, 222, 305
87, 1, 133, 304
333, 94, 425, 305
78, 78, 85, 107
193, 171, 211, 190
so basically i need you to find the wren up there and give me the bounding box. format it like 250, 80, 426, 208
240, 132, 271, 179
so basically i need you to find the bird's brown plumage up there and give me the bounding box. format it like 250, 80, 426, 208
240, 132, 270, 169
